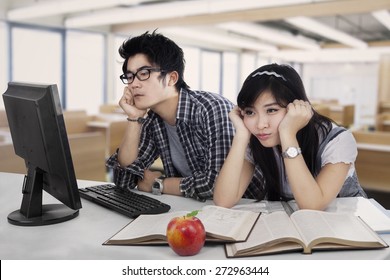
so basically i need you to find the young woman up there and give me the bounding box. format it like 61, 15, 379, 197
214, 63, 366, 210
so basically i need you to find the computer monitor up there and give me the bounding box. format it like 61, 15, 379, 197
3, 82, 82, 226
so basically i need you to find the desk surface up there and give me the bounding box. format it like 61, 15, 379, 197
1, 172, 390, 260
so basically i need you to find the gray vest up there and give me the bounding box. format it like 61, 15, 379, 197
315, 127, 367, 198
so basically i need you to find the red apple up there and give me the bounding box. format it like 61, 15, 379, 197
166, 211, 206, 256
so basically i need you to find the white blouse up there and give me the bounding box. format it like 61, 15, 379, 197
245, 126, 358, 198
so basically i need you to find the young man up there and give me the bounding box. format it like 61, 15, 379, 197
106, 31, 234, 201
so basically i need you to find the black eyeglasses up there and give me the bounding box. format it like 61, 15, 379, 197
119, 68, 165, 84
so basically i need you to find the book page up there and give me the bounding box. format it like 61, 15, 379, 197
291, 210, 384, 249
324, 197, 390, 233
106, 206, 259, 244
232, 200, 285, 213
229, 211, 304, 254
196, 205, 259, 241
107, 211, 188, 243
288, 197, 390, 233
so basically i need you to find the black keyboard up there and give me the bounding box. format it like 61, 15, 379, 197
79, 184, 171, 218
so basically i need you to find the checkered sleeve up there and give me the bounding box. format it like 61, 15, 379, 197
178, 96, 234, 201
105, 118, 160, 190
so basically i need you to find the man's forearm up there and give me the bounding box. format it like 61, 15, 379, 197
118, 122, 142, 166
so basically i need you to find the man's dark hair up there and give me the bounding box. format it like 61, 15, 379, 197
119, 30, 189, 91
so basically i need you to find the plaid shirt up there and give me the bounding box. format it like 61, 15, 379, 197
106, 88, 234, 201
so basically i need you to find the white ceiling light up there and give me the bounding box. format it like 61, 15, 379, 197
65, 0, 326, 28
195, 0, 328, 14
372, 10, 390, 31
7, 0, 146, 20
286, 16, 368, 49
161, 27, 278, 52
218, 22, 320, 51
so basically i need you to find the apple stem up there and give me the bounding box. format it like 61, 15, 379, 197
186, 210, 200, 217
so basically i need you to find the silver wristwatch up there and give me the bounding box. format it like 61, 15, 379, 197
152, 176, 165, 195
282, 147, 302, 159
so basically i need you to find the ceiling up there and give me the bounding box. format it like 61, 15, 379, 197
2, 0, 390, 63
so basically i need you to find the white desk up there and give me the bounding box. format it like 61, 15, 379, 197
1, 172, 390, 260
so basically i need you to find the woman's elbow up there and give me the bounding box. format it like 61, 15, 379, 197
296, 200, 328, 211
213, 196, 236, 208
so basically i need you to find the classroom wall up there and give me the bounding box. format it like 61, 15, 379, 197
0, 20, 383, 129
302, 62, 379, 127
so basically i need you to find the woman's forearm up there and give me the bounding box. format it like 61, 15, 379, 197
214, 134, 252, 207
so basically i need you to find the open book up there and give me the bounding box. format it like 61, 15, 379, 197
233, 197, 390, 233
225, 209, 388, 258
104, 205, 260, 245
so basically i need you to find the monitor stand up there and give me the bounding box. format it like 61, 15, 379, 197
7, 168, 79, 226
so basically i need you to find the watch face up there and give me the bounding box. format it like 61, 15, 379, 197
287, 147, 298, 157
152, 181, 162, 195
283, 147, 301, 159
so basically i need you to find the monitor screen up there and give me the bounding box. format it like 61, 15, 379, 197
3, 82, 82, 226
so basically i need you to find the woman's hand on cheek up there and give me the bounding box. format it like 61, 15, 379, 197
229, 106, 251, 140
279, 100, 313, 137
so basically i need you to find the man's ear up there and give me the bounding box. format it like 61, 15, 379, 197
167, 71, 179, 86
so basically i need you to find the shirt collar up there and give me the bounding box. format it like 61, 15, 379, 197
176, 88, 193, 123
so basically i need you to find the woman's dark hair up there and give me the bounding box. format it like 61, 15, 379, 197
237, 63, 333, 201
119, 30, 189, 91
